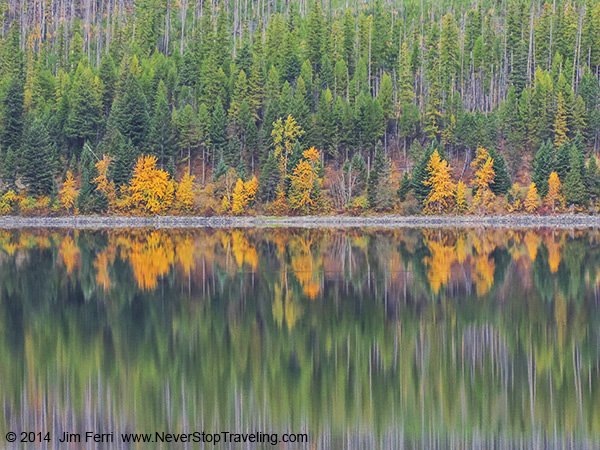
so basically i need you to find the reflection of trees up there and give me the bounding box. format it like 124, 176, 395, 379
0, 228, 598, 446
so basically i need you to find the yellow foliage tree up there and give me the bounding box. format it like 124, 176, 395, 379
123, 155, 175, 214
455, 181, 468, 212
288, 147, 322, 213
545, 171, 564, 212
94, 155, 117, 209
423, 150, 456, 213
470, 147, 496, 212
524, 183, 540, 213
175, 171, 196, 212
59, 170, 79, 212
229, 176, 259, 215
272, 115, 304, 179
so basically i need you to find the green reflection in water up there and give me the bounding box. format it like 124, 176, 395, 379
0, 228, 599, 449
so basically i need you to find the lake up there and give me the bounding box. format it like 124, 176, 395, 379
0, 227, 599, 449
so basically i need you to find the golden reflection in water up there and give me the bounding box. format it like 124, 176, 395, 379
0, 228, 597, 299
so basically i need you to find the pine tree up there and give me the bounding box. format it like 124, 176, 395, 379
554, 142, 571, 181
532, 141, 554, 197
102, 130, 136, 186
65, 62, 103, 150
563, 145, 587, 206
488, 148, 511, 195
367, 143, 394, 211
20, 118, 55, 196
77, 143, 108, 213
0, 76, 24, 152
107, 73, 150, 148
553, 91, 568, 147
585, 157, 600, 202
412, 142, 440, 203
148, 80, 174, 171
259, 151, 280, 203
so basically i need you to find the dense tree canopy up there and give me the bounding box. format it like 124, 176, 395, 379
0, 0, 599, 214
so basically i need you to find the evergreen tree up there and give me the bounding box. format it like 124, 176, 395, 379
412, 142, 440, 203
532, 141, 555, 197
77, 143, 108, 213
65, 63, 103, 151
367, 142, 393, 210
148, 80, 174, 171
211, 99, 228, 163
0, 76, 24, 152
488, 148, 511, 195
585, 157, 600, 202
554, 142, 571, 181
20, 117, 55, 196
107, 74, 150, 148
563, 145, 587, 206
101, 129, 136, 186
258, 151, 280, 203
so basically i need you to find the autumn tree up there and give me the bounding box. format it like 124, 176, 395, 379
288, 147, 322, 214
545, 172, 564, 212
59, 170, 79, 212
524, 183, 540, 213
230, 176, 259, 215
455, 181, 468, 213
470, 147, 496, 212
122, 155, 175, 214
93, 155, 117, 209
174, 171, 196, 212
423, 150, 456, 214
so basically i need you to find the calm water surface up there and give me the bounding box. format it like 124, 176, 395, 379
0, 227, 599, 449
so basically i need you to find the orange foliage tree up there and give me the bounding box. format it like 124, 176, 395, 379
59, 170, 79, 212
423, 150, 455, 213
288, 147, 322, 213
545, 171, 564, 212
122, 155, 175, 214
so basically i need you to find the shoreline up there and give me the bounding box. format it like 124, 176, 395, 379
0, 214, 599, 229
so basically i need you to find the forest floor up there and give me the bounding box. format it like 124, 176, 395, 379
0, 214, 599, 229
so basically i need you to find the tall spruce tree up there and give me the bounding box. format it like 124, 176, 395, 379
532, 141, 555, 197
148, 80, 174, 171
20, 118, 55, 196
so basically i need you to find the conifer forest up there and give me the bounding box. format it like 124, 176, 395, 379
0, 0, 600, 215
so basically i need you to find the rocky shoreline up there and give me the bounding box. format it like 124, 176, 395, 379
0, 214, 599, 229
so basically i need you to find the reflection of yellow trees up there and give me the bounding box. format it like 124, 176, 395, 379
94, 246, 116, 291
470, 233, 498, 296
423, 231, 457, 295
175, 236, 196, 274
59, 235, 80, 275
524, 232, 541, 262
544, 234, 563, 273
220, 231, 258, 271
473, 253, 495, 296
119, 231, 175, 290
289, 235, 322, 299
272, 278, 302, 329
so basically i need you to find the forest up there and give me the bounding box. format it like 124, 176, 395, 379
0, 0, 599, 215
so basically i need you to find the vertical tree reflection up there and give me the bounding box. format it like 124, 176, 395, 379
0, 227, 598, 448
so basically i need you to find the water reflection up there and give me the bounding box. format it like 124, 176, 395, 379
0, 228, 599, 449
